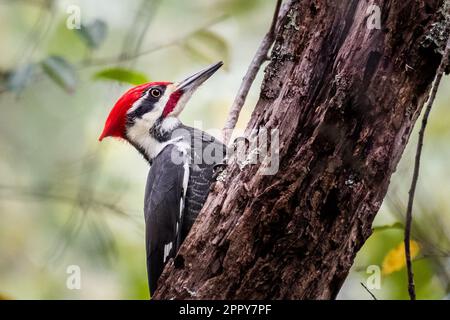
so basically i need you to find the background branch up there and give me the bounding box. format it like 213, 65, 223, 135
221, 0, 286, 145
78, 16, 226, 69
404, 36, 450, 300
360, 282, 378, 300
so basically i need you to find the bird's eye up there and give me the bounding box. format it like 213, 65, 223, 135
150, 88, 161, 98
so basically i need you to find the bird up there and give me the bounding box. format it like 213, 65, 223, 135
99, 62, 226, 296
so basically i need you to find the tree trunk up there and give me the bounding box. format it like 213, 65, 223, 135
154, 0, 449, 299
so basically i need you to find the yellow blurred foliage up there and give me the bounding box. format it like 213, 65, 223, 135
0, 293, 13, 300
382, 241, 420, 275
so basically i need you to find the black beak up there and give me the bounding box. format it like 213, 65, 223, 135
175, 61, 223, 92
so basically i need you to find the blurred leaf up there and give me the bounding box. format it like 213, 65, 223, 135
5, 64, 35, 92
46, 20, 86, 60
183, 30, 230, 67
382, 240, 420, 275
75, 19, 107, 49
93, 68, 149, 85
373, 222, 404, 233
41, 56, 77, 93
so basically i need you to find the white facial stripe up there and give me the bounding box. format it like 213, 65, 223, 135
127, 90, 149, 114
127, 84, 176, 115
154, 85, 175, 115
167, 88, 193, 117
125, 84, 189, 160
125, 84, 176, 148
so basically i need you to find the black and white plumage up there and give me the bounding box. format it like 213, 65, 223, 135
99, 62, 226, 297
144, 127, 225, 294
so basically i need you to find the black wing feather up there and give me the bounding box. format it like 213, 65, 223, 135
144, 144, 186, 296
143, 126, 226, 296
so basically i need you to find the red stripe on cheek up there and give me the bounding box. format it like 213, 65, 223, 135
162, 91, 183, 117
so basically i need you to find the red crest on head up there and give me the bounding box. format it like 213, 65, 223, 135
99, 82, 171, 141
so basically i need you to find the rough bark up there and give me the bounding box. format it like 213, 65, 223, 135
155, 0, 449, 299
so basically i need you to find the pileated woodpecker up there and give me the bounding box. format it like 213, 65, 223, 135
99, 62, 226, 295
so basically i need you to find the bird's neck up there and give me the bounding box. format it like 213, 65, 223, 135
150, 117, 181, 142
129, 117, 182, 163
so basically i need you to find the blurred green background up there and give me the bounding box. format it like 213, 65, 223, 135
0, 0, 449, 300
